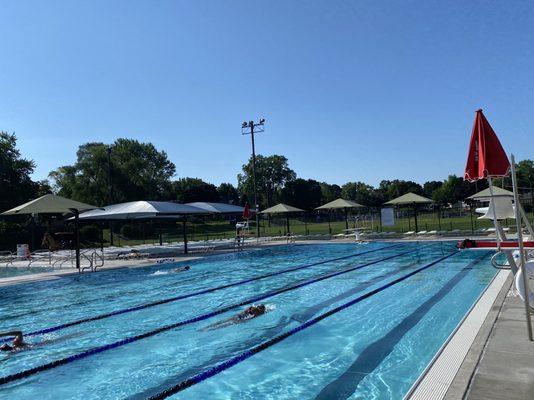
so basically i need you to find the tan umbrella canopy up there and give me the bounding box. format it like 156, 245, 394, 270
467, 185, 513, 200
1, 194, 98, 271
384, 192, 433, 205
260, 203, 304, 235
316, 198, 364, 230
1, 194, 96, 215
384, 192, 433, 232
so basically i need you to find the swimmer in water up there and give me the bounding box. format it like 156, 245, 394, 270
0, 331, 26, 352
171, 265, 191, 273
204, 304, 267, 330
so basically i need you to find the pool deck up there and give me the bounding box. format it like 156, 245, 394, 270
463, 286, 534, 400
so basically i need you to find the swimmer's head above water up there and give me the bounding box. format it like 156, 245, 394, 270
0, 331, 25, 352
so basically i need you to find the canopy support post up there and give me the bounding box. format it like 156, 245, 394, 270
286, 215, 290, 236
413, 204, 418, 232
182, 217, 188, 255
511, 154, 533, 341
72, 209, 81, 272
344, 207, 348, 230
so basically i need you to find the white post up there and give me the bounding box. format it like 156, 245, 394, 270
511, 154, 533, 341
488, 177, 501, 249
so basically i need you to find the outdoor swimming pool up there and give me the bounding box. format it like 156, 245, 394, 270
0, 242, 495, 399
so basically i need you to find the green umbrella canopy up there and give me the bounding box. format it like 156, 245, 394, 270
316, 198, 364, 210
467, 185, 513, 200
384, 192, 433, 206
260, 203, 304, 214
1, 194, 97, 215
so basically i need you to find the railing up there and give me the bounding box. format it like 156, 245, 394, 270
0, 251, 15, 267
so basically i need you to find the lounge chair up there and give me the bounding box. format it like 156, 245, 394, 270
416, 230, 428, 236
404, 231, 415, 236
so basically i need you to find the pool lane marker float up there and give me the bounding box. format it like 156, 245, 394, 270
0, 245, 436, 386
2, 244, 406, 343
145, 250, 460, 400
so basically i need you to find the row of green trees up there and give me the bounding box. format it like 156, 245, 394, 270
1, 132, 534, 213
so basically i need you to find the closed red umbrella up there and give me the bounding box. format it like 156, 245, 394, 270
242, 202, 251, 220
464, 109, 510, 182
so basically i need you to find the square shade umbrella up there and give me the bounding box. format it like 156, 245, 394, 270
77, 201, 208, 254
316, 198, 364, 230
1, 194, 98, 270
384, 192, 433, 232
260, 203, 304, 235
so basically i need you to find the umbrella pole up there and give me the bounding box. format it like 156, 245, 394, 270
344, 208, 348, 231
437, 206, 441, 231
328, 211, 331, 235
414, 205, 418, 232
286, 215, 290, 236
470, 204, 474, 234
182, 217, 188, 255
73, 210, 80, 271
511, 155, 533, 341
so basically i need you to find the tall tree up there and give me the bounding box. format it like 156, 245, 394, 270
50, 139, 175, 206
171, 178, 219, 203
280, 179, 322, 210
377, 179, 423, 201
217, 183, 239, 205
423, 181, 443, 199
341, 181, 380, 206
237, 154, 296, 208
319, 182, 342, 204
0, 132, 46, 211
432, 175, 478, 206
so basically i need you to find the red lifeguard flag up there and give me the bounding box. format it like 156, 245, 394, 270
242, 202, 251, 219
464, 109, 510, 182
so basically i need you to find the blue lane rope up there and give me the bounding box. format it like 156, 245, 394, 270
1, 243, 404, 343
0, 245, 430, 386
145, 250, 460, 400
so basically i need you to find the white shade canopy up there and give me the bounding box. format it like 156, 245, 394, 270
186, 202, 244, 214
77, 201, 206, 220
1, 194, 97, 215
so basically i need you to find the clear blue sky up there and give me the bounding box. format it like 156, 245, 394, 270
1, 0, 533, 187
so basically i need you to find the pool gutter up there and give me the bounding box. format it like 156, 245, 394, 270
404, 268, 512, 400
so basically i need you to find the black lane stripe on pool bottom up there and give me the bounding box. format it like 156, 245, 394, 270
0, 246, 426, 386
128, 257, 429, 400
144, 251, 459, 400
1, 243, 405, 343
314, 252, 490, 400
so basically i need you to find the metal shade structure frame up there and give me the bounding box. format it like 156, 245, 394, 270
77, 201, 208, 254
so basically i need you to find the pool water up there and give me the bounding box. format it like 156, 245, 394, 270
0, 242, 495, 399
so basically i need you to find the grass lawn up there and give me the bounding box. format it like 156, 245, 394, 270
94, 211, 533, 248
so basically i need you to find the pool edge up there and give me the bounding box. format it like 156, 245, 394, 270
404, 267, 512, 400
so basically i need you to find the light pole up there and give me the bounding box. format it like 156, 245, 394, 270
107, 146, 114, 246
242, 118, 265, 239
